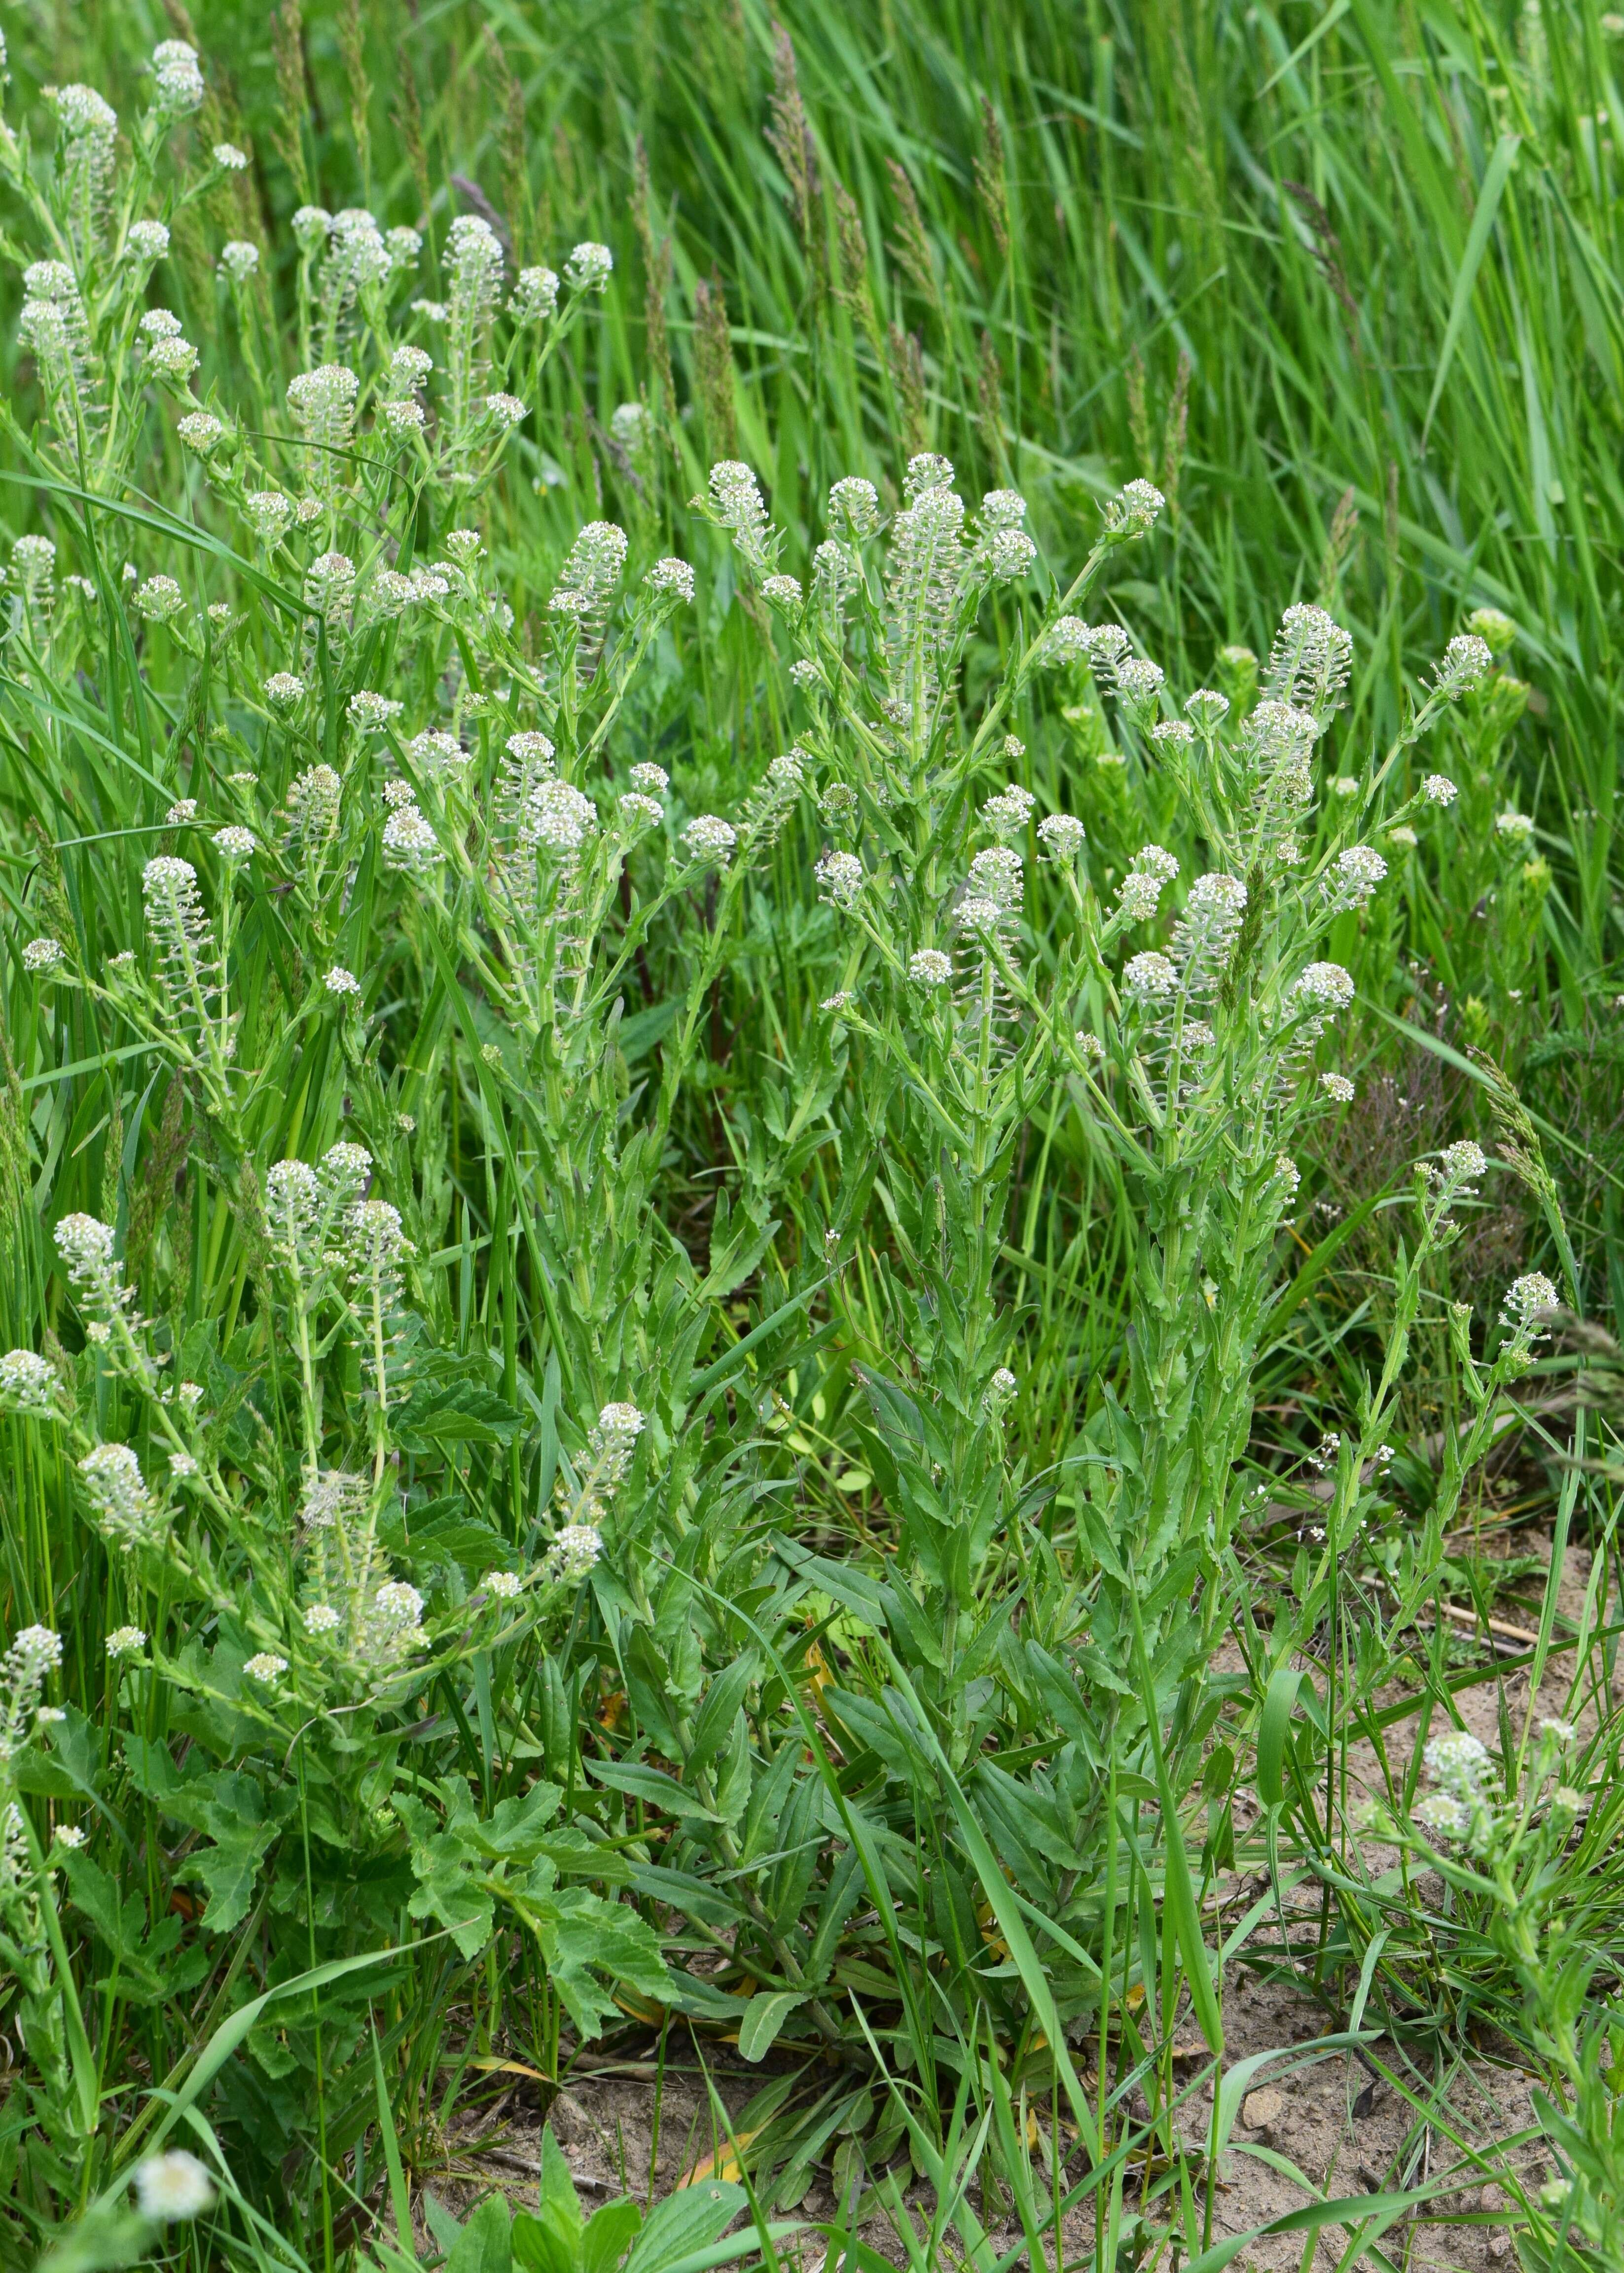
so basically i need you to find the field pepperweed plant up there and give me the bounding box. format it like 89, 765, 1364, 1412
0, 19, 1619, 2273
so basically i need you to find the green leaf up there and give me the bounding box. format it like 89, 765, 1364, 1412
621, 2184, 746, 2273
580, 2199, 643, 2273
737, 1991, 806, 2063
1256, 1666, 1308, 1810
394, 1380, 524, 1450
448, 2194, 511, 2273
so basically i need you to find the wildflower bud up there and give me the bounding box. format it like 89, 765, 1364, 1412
967, 847, 1022, 909
980, 489, 1027, 529
1184, 688, 1229, 730
1387, 824, 1417, 848
127, 219, 170, 264
986, 527, 1036, 581
244, 491, 295, 547
105, 1626, 146, 1658
212, 142, 248, 171
484, 392, 528, 430
1465, 606, 1516, 655
1433, 1139, 1487, 1192
1413, 1793, 1471, 1840
1114, 656, 1165, 718
219, 241, 259, 284
1151, 720, 1194, 756
482, 1569, 523, 1600
325, 967, 361, 1000
904, 453, 954, 499
630, 761, 668, 794
212, 826, 255, 863
265, 672, 306, 709
146, 335, 199, 382
510, 265, 560, 323
1332, 774, 1359, 798
22, 938, 66, 973
1320, 1072, 1355, 1103
244, 1653, 287, 1682
616, 792, 664, 834
708, 461, 767, 538
1495, 809, 1534, 845
1290, 962, 1355, 1015
547, 1524, 603, 1580
381, 804, 439, 872
386, 226, 422, 272
1501, 1271, 1558, 1338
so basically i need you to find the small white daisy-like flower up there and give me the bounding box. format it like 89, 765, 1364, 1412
908, 948, 953, 986
325, 967, 361, 999
244, 1652, 288, 1682
128, 219, 170, 262
134, 2149, 216, 2222
212, 142, 248, 170
1421, 772, 1458, 805
1437, 1138, 1487, 1186
303, 1603, 341, 1635
816, 850, 866, 905
1501, 1270, 1559, 1328
0, 1349, 59, 1411
1037, 814, 1086, 860
264, 673, 306, 709
219, 240, 259, 284
762, 573, 803, 611
106, 1625, 146, 1659
1320, 1072, 1356, 1103
482, 1569, 523, 1600
213, 826, 256, 861
616, 793, 664, 832
22, 937, 66, 972
347, 691, 402, 727
630, 762, 669, 794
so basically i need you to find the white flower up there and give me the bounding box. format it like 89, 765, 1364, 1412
244, 1652, 287, 1682
1540, 1717, 1578, 1745
128, 220, 170, 262
0, 1349, 58, 1412
54, 1823, 86, 1848
176, 412, 225, 457
908, 949, 952, 986
510, 265, 560, 322
212, 143, 248, 171
1387, 824, 1418, 849
212, 826, 256, 861
303, 1603, 341, 1635
646, 557, 694, 603
682, 814, 736, 866
828, 475, 879, 536
133, 576, 184, 623
1320, 1072, 1355, 1103
151, 39, 205, 112
981, 784, 1036, 836
146, 335, 199, 381
382, 805, 439, 871
1413, 1793, 1471, 1840
219, 240, 259, 283
325, 967, 361, 999
547, 1524, 603, 1579
821, 991, 853, 1013
1435, 633, 1492, 696
264, 673, 306, 709
1104, 478, 1165, 537
1495, 809, 1535, 844
1124, 951, 1178, 1001
1424, 1728, 1493, 1796
106, 1625, 147, 1659
1422, 773, 1458, 805
1273, 1154, 1301, 1198
244, 492, 295, 546
134, 2150, 216, 2221
78, 1444, 157, 1546
762, 573, 803, 611
1114, 657, 1165, 713
1074, 1030, 1105, 1061
168, 1451, 197, 1479
1501, 1271, 1559, 1328
816, 850, 865, 905
1466, 606, 1517, 653
565, 241, 614, 292
373, 1580, 424, 1631
482, 1570, 523, 1600
348, 691, 402, 728
1291, 962, 1355, 1013
617, 793, 664, 833
22, 938, 65, 973
967, 846, 1022, 909
956, 896, 1003, 935
1437, 1139, 1487, 1187
1332, 844, 1387, 907
483, 393, 527, 429
630, 762, 668, 794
